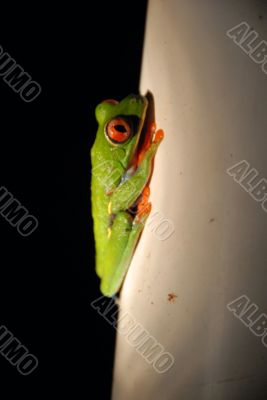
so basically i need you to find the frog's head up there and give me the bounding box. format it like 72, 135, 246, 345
94, 94, 148, 169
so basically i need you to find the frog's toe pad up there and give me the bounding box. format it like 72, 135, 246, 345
153, 129, 164, 144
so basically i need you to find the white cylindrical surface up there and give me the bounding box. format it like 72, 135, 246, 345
112, 1, 267, 399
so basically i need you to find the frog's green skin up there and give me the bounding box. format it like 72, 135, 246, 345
91, 94, 163, 297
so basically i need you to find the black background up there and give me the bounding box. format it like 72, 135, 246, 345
0, 2, 147, 398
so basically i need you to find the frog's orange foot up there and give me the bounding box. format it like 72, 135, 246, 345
136, 186, 151, 223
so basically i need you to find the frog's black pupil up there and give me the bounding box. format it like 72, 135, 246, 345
114, 124, 127, 133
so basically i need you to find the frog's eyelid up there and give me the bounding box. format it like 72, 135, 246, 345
102, 99, 119, 105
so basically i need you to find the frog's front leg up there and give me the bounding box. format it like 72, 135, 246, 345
108, 126, 164, 215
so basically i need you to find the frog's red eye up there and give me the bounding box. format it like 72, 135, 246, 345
106, 118, 131, 144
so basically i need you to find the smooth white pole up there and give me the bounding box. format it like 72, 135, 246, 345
113, 1, 267, 398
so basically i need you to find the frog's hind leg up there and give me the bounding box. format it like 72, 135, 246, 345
100, 211, 132, 296
100, 191, 152, 297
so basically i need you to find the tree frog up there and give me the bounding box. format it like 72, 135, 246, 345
91, 94, 164, 297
